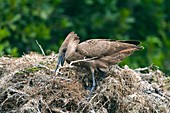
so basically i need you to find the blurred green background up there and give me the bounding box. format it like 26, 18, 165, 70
0, 0, 170, 74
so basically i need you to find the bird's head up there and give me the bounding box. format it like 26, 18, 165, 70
55, 32, 80, 72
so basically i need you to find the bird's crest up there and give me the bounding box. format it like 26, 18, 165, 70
63, 32, 80, 59
60, 31, 79, 48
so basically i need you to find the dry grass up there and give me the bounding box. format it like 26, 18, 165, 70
0, 52, 170, 113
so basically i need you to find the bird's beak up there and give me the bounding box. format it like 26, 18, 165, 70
55, 53, 65, 73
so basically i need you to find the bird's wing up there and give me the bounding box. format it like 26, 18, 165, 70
77, 39, 111, 57
99, 48, 136, 65
77, 39, 141, 58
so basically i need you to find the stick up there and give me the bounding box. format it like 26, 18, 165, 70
40, 96, 52, 113
69, 57, 98, 66
55, 57, 98, 71
36, 40, 45, 56
37, 64, 53, 72
55, 57, 98, 75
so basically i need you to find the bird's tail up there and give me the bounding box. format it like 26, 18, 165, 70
136, 46, 144, 50
118, 40, 141, 45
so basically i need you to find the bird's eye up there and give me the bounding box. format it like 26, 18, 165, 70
62, 48, 67, 53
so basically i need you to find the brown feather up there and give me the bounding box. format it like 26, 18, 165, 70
56, 32, 143, 99
58, 32, 143, 69
77, 39, 142, 58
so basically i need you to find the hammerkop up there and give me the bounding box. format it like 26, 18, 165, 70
55, 32, 143, 98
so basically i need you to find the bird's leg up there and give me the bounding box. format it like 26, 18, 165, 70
55, 64, 60, 74
54, 63, 63, 75
87, 67, 96, 100
82, 75, 91, 90
55, 63, 59, 74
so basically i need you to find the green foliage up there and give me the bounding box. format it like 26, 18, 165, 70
0, 0, 170, 74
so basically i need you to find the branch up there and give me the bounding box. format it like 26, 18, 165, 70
36, 40, 45, 56
69, 57, 98, 66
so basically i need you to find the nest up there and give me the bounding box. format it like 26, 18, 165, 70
0, 52, 170, 113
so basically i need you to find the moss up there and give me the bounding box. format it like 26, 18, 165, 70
25, 67, 41, 73
24, 67, 42, 73
15, 67, 41, 74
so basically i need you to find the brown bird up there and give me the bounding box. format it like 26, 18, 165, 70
55, 32, 143, 99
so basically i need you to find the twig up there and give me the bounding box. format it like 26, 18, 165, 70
1, 93, 16, 107
35, 64, 54, 72
36, 40, 45, 56
40, 96, 52, 113
97, 100, 109, 112
7, 87, 30, 97
81, 93, 98, 112
134, 64, 158, 72
134, 67, 149, 72
1, 87, 30, 107
55, 57, 98, 75
89, 93, 98, 102
55, 76, 72, 81
55, 56, 98, 75
69, 57, 98, 66
37, 99, 42, 113
51, 108, 66, 113
33, 64, 64, 75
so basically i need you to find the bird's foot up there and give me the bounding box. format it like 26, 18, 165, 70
86, 95, 91, 101
55, 65, 63, 75
86, 86, 95, 101
86, 92, 92, 101
55, 69, 63, 75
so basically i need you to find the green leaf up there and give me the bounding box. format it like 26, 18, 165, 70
0, 28, 10, 41
11, 14, 21, 23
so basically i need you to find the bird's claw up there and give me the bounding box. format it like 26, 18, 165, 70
55, 70, 63, 75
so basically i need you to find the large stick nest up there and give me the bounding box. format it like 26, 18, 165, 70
0, 52, 170, 113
